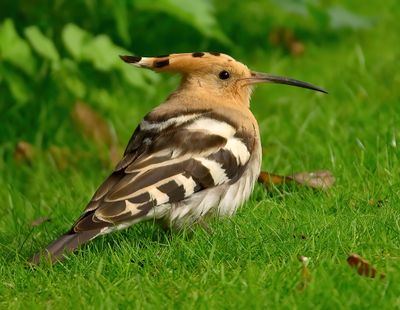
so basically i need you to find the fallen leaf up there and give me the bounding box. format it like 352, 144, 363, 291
290, 41, 305, 56
14, 141, 35, 163
269, 27, 305, 57
347, 254, 385, 279
48, 145, 72, 170
72, 101, 117, 146
288, 170, 335, 190
297, 255, 311, 290
269, 28, 283, 46
269, 27, 294, 46
258, 170, 335, 190
72, 101, 120, 165
109, 144, 123, 167
30, 216, 51, 227
258, 171, 287, 188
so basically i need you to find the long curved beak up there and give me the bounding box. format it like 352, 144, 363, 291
248, 71, 327, 94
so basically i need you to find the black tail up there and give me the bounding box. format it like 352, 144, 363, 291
29, 230, 100, 265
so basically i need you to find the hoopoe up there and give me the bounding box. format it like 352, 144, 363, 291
30, 52, 326, 264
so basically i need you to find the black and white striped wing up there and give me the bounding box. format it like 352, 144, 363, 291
70, 113, 252, 233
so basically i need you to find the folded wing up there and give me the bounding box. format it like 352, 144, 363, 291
72, 111, 252, 233
29, 110, 253, 264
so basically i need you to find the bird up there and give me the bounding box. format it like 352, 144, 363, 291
29, 52, 326, 264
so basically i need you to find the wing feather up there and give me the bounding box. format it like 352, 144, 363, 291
71, 113, 253, 232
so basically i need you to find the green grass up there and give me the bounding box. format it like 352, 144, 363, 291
1, 2, 400, 309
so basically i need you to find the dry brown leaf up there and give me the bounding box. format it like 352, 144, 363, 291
297, 256, 311, 291
347, 254, 385, 279
288, 170, 335, 190
269, 27, 305, 57
72, 101, 119, 165
48, 145, 72, 170
290, 41, 305, 56
109, 144, 123, 167
268, 28, 283, 46
72, 101, 117, 146
258, 170, 335, 190
269, 28, 294, 46
258, 171, 286, 188
14, 141, 35, 163
30, 216, 51, 227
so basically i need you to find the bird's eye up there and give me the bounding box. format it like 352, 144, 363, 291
218, 70, 230, 80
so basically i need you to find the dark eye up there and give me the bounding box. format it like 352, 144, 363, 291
218, 70, 230, 80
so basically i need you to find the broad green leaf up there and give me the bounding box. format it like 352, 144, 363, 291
62, 24, 151, 88
62, 23, 92, 60
135, 0, 231, 45
82, 35, 123, 71
271, 0, 309, 17
24, 26, 60, 63
1, 64, 31, 103
82, 34, 154, 88
328, 6, 372, 30
0, 19, 36, 76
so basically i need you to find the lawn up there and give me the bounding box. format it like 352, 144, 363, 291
1, 1, 399, 309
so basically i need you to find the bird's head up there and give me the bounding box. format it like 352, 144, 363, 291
120, 52, 326, 106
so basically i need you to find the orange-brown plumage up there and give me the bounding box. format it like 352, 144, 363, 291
30, 52, 325, 264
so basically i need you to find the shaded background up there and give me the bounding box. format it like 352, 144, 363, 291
1, 0, 392, 157
1, 0, 399, 308
2, 0, 396, 172
1, 0, 397, 166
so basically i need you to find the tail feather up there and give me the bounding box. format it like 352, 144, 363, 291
29, 230, 100, 265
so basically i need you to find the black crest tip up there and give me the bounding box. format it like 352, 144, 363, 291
120, 55, 142, 63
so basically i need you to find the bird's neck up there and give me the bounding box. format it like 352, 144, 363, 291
172, 78, 252, 108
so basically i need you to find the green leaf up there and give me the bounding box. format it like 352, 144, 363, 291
62, 23, 92, 60
24, 26, 60, 63
271, 0, 309, 17
82, 35, 123, 71
328, 6, 373, 30
0, 64, 31, 103
62, 23, 151, 89
0, 19, 36, 76
135, 0, 231, 45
